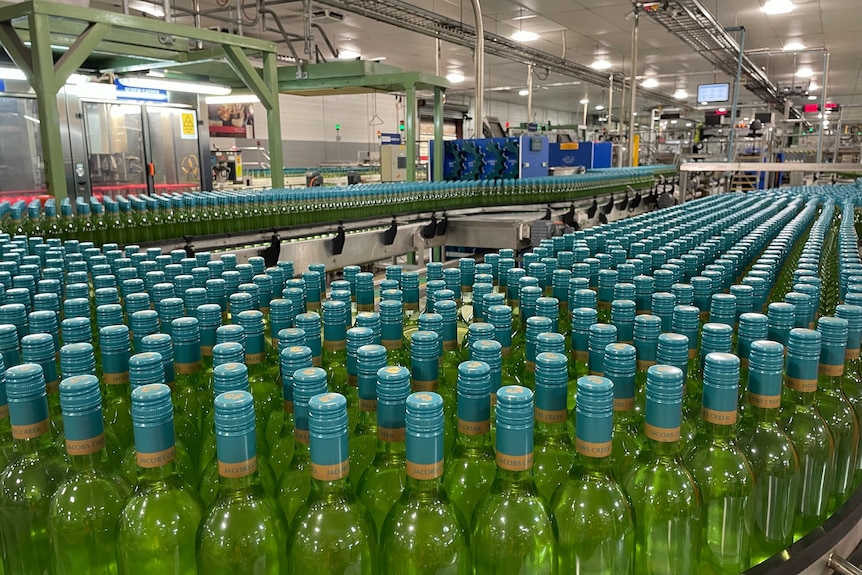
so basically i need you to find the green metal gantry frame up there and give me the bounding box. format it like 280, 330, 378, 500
276, 61, 449, 183
0, 0, 285, 199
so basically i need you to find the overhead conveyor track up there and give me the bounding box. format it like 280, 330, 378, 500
310, 0, 685, 109
633, 0, 801, 118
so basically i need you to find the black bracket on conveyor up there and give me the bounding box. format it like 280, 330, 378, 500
599, 212, 609, 224
437, 213, 448, 236
629, 192, 641, 210
541, 207, 552, 220
601, 194, 615, 214
382, 217, 398, 246
615, 193, 629, 211
331, 222, 346, 255
586, 198, 598, 219
183, 239, 195, 258
262, 232, 281, 267
420, 214, 437, 240
562, 204, 576, 227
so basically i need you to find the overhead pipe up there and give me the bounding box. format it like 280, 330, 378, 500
469, 0, 484, 136
817, 50, 830, 163
726, 26, 745, 163
526, 64, 533, 121
258, 7, 302, 64
627, 10, 638, 166
311, 23, 338, 60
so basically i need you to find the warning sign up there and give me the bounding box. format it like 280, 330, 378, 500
560, 142, 579, 150
180, 111, 198, 139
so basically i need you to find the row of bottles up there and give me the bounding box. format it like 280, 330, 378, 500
0, 184, 862, 574
2, 165, 671, 244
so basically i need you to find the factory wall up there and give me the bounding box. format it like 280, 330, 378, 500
214, 93, 580, 168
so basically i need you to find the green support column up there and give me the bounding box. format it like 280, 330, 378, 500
28, 12, 67, 200
263, 51, 284, 189
405, 84, 416, 182
433, 87, 444, 182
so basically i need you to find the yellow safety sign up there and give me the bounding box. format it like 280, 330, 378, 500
180, 112, 197, 139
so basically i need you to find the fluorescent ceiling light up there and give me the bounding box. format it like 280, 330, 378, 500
206, 94, 260, 104
641, 77, 659, 88
783, 41, 805, 51
338, 49, 361, 60
595, 104, 605, 110
518, 89, 529, 96
118, 77, 231, 95
673, 89, 688, 100
512, 30, 539, 42
796, 66, 814, 78
762, 0, 794, 14
445, 71, 465, 83
670, 120, 678, 124
579, 98, 589, 104
0, 67, 26, 81
590, 59, 612, 70
512, 14, 536, 20
685, 122, 692, 127
808, 95, 818, 100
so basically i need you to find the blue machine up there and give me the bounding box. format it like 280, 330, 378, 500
431, 135, 549, 181
548, 141, 612, 170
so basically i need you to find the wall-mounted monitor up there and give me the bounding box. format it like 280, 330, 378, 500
697, 83, 730, 103
754, 112, 772, 124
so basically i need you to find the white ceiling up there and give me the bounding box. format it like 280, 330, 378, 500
128, 0, 862, 119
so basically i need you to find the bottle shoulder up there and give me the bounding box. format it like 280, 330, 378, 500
551, 471, 634, 531
624, 453, 701, 508
120, 484, 204, 534
0, 452, 65, 500
685, 440, 754, 493
737, 423, 800, 474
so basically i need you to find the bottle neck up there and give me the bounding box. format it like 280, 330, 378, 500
376, 435, 406, 455
574, 451, 614, 475
747, 404, 780, 423
138, 457, 181, 485
13, 429, 55, 455
404, 474, 444, 499
644, 436, 681, 457
219, 471, 262, 493
494, 466, 535, 487
455, 425, 493, 450
701, 420, 736, 441
311, 476, 353, 499
535, 419, 569, 439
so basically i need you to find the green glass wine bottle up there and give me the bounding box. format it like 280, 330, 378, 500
287, 392, 377, 573
655, 332, 697, 447
380, 299, 410, 367
815, 316, 860, 512
20, 333, 65, 454
0, 357, 14, 470
236, 310, 280, 423
780, 328, 834, 540
171, 316, 208, 437
321, 299, 349, 395
0, 363, 65, 575
346, 326, 375, 432
551, 374, 635, 575
268, 345, 312, 479
471, 384, 557, 574
603, 342, 642, 476
380, 391, 469, 574
835, 304, 862, 485
736, 313, 769, 408
533, 351, 576, 503
737, 340, 800, 565
196, 390, 288, 573
569, 307, 597, 410
522, 315, 553, 389
410, 329, 457, 455
443, 358, 496, 523
49, 374, 132, 574
277, 365, 327, 525
350, 344, 387, 485
118, 383, 203, 575
486, 304, 522, 389
436, 298, 463, 393
357, 364, 410, 535
198, 363, 277, 508
624, 364, 702, 575
683, 352, 754, 574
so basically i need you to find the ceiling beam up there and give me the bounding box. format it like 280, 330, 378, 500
311, 0, 686, 109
